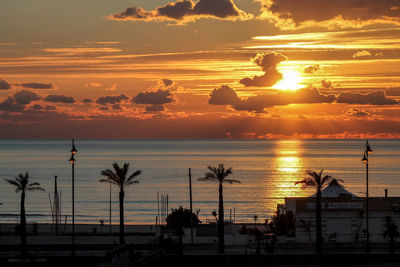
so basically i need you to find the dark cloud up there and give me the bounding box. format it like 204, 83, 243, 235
14, 90, 40, 104
146, 104, 165, 112
304, 64, 320, 74
234, 88, 336, 112
386, 88, 400, 96
96, 94, 128, 105
337, 91, 397, 105
0, 97, 25, 112
44, 94, 75, 103
346, 107, 371, 118
0, 78, 11, 90
257, 0, 400, 29
19, 82, 54, 89
161, 79, 173, 87
46, 105, 57, 111
82, 98, 93, 103
208, 85, 241, 105
133, 89, 175, 105
239, 52, 287, 87
321, 80, 334, 90
112, 104, 121, 110
209, 86, 336, 112
109, 0, 252, 24
32, 104, 44, 110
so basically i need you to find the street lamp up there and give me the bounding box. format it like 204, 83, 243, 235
69, 139, 77, 256
361, 140, 372, 252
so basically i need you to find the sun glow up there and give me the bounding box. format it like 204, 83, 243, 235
273, 70, 303, 91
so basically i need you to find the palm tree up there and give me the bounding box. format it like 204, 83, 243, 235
100, 162, 141, 244
295, 169, 333, 255
5, 172, 44, 259
198, 164, 240, 253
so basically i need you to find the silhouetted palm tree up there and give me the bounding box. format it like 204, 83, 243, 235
295, 169, 332, 255
5, 172, 44, 259
100, 162, 141, 244
198, 164, 240, 253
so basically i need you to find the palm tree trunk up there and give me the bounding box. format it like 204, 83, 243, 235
119, 188, 125, 244
316, 188, 322, 255
20, 191, 27, 259
218, 182, 224, 253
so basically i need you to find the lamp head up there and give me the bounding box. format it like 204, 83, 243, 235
362, 152, 367, 164
69, 154, 75, 164
71, 139, 77, 154
366, 141, 372, 154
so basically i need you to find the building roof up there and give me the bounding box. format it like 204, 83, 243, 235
310, 184, 358, 198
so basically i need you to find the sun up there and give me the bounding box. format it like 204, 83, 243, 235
272, 70, 303, 91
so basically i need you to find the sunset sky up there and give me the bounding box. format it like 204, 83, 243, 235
1, 0, 400, 138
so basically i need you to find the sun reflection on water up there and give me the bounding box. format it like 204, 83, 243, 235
271, 140, 309, 199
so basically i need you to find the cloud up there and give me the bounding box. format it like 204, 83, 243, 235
44, 94, 76, 103
0, 97, 25, 112
104, 83, 118, 91
109, 0, 253, 24
96, 94, 128, 105
0, 90, 40, 111
256, 0, 400, 30
32, 104, 43, 110
112, 104, 121, 110
82, 98, 93, 103
346, 107, 371, 118
85, 82, 102, 88
133, 89, 175, 105
208, 85, 241, 105
209, 86, 336, 112
0, 78, 11, 90
146, 104, 165, 112
239, 52, 287, 87
386, 88, 400, 96
321, 80, 334, 89
19, 82, 54, 89
337, 91, 398, 105
14, 90, 40, 104
352, 50, 372, 58
304, 64, 320, 74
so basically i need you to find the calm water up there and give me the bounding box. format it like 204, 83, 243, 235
0, 139, 399, 224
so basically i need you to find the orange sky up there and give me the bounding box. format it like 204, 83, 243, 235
0, 0, 400, 138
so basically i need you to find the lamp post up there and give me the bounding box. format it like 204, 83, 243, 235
361, 140, 372, 252
69, 139, 77, 256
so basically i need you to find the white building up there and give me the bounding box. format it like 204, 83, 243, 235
283, 184, 400, 243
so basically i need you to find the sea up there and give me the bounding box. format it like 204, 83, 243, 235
0, 139, 399, 225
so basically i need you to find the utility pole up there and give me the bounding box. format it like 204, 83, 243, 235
189, 168, 194, 243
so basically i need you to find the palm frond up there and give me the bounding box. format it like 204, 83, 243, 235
223, 179, 241, 184
27, 182, 44, 191
5, 179, 22, 189
295, 177, 317, 189
28, 186, 45, 191
329, 178, 345, 188
124, 180, 139, 188
321, 175, 333, 187
197, 176, 217, 182
101, 169, 119, 184
125, 170, 142, 184
223, 167, 233, 178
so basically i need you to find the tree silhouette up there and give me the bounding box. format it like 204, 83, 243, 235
198, 164, 240, 253
5, 172, 44, 259
100, 162, 141, 244
295, 169, 333, 255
